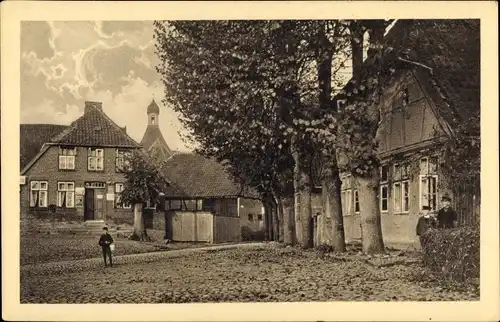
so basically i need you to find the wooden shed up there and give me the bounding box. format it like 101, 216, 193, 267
160, 153, 261, 243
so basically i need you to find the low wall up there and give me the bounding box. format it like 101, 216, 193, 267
214, 215, 240, 243
21, 210, 81, 232
106, 210, 134, 226
169, 211, 213, 242
343, 215, 362, 242
381, 213, 420, 244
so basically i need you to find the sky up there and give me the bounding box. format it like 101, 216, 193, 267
20, 21, 191, 152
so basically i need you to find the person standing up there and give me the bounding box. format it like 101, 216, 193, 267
98, 227, 114, 267
436, 194, 458, 229
416, 211, 437, 249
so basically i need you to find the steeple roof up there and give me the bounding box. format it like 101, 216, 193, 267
147, 99, 160, 114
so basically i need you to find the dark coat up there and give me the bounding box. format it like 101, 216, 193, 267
98, 233, 114, 248
416, 216, 436, 236
437, 207, 457, 229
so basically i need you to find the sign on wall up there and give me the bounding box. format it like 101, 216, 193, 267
20, 176, 26, 185
75, 187, 85, 195
75, 195, 84, 207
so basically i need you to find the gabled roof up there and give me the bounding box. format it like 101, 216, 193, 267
140, 125, 172, 156
160, 152, 260, 199
20, 124, 67, 169
338, 20, 479, 131
384, 19, 480, 129
49, 105, 139, 147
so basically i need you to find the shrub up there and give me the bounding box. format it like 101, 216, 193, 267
241, 226, 265, 241
421, 226, 479, 283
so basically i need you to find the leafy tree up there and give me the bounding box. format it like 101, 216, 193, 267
334, 19, 396, 254
120, 150, 169, 240
154, 20, 352, 249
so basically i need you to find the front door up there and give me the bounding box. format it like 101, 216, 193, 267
94, 189, 105, 220
84, 188, 95, 221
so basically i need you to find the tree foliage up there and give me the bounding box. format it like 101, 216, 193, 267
120, 150, 168, 208
154, 21, 350, 196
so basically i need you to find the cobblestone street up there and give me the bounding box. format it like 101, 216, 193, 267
21, 244, 478, 303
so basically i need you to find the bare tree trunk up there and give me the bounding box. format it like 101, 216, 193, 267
316, 22, 346, 252
323, 165, 346, 251
277, 197, 285, 243
272, 199, 280, 242
264, 201, 274, 241
282, 195, 295, 245
292, 137, 313, 249
261, 199, 269, 241
356, 171, 385, 254
133, 203, 147, 240
349, 20, 386, 254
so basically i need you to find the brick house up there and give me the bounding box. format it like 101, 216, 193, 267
316, 20, 480, 246
20, 101, 148, 230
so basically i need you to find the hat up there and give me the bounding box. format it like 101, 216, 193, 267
441, 194, 452, 202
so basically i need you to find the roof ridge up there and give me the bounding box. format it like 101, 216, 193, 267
96, 106, 140, 147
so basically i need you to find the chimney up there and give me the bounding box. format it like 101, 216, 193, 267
122, 126, 127, 133
84, 101, 103, 114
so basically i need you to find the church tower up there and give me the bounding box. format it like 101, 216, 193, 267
140, 99, 173, 160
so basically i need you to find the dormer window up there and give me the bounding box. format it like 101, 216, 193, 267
59, 146, 76, 170
88, 148, 104, 171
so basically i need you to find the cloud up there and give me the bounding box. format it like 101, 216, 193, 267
20, 20, 191, 152
21, 21, 55, 60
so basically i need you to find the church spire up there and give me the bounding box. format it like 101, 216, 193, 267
147, 98, 160, 126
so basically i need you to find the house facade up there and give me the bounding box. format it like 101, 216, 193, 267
20, 101, 141, 230
316, 20, 480, 246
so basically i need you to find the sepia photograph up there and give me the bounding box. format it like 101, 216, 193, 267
2, 1, 499, 321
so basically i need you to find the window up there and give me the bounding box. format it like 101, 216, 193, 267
145, 198, 156, 209
380, 165, 390, 183
354, 190, 360, 213
341, 174, 353, 216
88, 148, 104, 171
59, 147, 76, 170
248, 214, 254, 221
380, 185, 388, 212
257, 214, 263, 221
394, 163, 409, 181
378, 165, 389, 213
30, 181, 48, 207
151, 115, 156, 125
420, 157, 429, 174
420, 157, 437, 175
393, 180, 410, 214
341, 189, 352, 216
202, 199, 213, 211
420, 175, 438, 211
170, 200, 182, 210
115, 149, 130, 172
57, 182, 75, 208
115, 183, 131, 209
